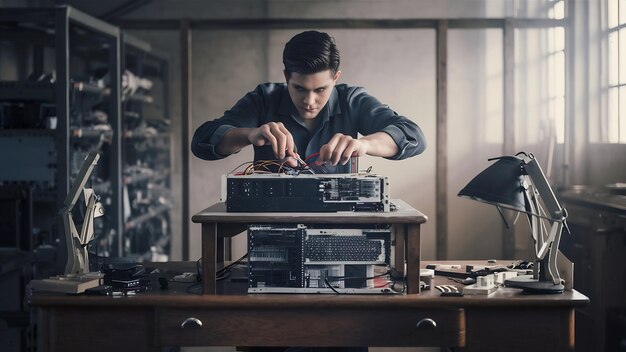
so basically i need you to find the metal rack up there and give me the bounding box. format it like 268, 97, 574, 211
120, 33, 172, 261
0, 6, 128, 351
0, 6, 173, 269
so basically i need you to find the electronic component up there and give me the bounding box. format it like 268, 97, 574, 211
247, 224, 393, 294
223, 173, 390, 212
463, 274, 498, 295
248, 224, 305, 289
436, 285, 463, 297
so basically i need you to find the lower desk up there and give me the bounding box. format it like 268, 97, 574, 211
31, 261, 589, 352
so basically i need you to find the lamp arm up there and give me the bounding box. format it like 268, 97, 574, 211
537, 219, 563, 260
58, 152, 100, 275
79, 191, 97, 245
546, 221, 564, 285
522, 183, 541, 256
524, 157, 565, 220
523, 155, 566, 286
61, 210, 81, 275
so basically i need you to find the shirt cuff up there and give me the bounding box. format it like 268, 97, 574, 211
381, 125, 412, 160
209, 125, 236, 158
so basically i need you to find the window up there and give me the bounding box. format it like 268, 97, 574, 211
606, 0, 626, 143
515, 0, 566, 146
547, 0, 566, 144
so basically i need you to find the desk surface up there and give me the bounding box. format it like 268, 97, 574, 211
30, 261, 589, 308
191, 199, 428, 224
30, 261, 589, 352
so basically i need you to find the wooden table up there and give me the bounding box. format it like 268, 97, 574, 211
30, 261, 589, 352
191, 199, 428, 294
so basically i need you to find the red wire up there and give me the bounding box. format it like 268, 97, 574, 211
304, 152, 320, 161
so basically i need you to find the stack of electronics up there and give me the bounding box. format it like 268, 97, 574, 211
224, 172, 397, 294
247, 224, 393, 294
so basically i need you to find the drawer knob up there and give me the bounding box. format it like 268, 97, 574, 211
181, 317, 203, 328
416, 318, 437, 329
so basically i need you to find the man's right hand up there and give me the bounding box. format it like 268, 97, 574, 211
247, 122, 296, 160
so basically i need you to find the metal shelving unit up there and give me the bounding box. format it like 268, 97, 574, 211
0, 7, 173, 263
0, 6, 122, 262
0, 6, 127, 351
120, 33, 172, 261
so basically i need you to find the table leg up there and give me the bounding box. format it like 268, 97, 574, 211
394, 225, 405, 274
406, 223, 421, 294
202, 222, 217, 294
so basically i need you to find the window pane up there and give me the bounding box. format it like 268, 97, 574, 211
620, 0, 626, 24
609, 87, 619, 143
548, 54, 556, 95
609, 31, 619, 86
555, 51, 565, 97
620, 87, 626, 142
555, 27, 565, 52
554, 1, 565, 20
621, 28, 626, 84
515, 27, 565, 147
609, 0, 619, 28
555, 96, 565, 144
548, 27, 555, 51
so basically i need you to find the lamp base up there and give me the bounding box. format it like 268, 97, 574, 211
505, 275, 564, 294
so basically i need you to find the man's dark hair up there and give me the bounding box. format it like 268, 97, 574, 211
283, 30, 340, 78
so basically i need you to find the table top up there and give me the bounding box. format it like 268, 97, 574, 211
560, 187, 626, 214
30, 261, 589, 309
192, 199, 428, 224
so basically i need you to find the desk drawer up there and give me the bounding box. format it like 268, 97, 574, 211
157, 307, 464, 347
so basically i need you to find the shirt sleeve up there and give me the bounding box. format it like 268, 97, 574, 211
349, 87, 427, 160
191, 85, 266, 160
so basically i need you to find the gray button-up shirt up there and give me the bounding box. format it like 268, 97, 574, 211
191, 83, 426, 173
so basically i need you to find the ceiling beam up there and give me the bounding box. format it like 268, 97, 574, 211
101, 0, 154, 21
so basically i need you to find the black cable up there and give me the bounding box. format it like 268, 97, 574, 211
216, 270, 232, 281
216, 253, 248, 276
195, 253, 249, 282
324, 277, 342, 294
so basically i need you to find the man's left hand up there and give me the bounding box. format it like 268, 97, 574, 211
318, 133, 369, 166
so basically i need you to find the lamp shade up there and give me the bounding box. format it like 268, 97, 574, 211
458, 156, 526, 212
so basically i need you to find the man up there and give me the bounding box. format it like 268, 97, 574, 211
192, 30, 426, 172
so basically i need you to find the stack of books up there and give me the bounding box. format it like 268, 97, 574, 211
29, 273, 104, 294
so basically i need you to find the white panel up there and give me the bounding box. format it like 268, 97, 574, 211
448, 29, 504, 260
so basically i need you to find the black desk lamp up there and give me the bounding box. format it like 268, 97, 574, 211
458, 152, 569, 294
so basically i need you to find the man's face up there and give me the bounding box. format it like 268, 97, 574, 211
285, 69, 341, 120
